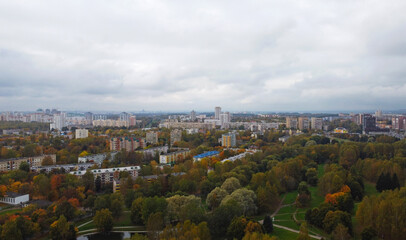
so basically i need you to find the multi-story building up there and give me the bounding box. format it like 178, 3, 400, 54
85, 112, 93, 125
190, 110, 196, 121
220, 112, 231, 127
311, 118, 323, 130
146, 132, 159, 144
93, 119, 129, 127
222, 132, 237, 147
75, 129, 89, 139
170, 129, 182, 145
298, 117, 310, 130
0, 154, 56, 171
159, 121, 216, 130
32, 162, 96, 173
362, 114, 377, 133
52, 113, 66, 130
110, 137, 146, 151
215, 107, 221, 120
129, 116, 137, 127
78, 152, 118, 165
286, 117, 298, 129
193, 151, 220, 161
392, 116, 406, 130
70, 166, 141, 184
159, 149, 191, 164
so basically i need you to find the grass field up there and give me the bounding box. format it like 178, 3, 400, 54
78, 211, 135, 232
364, 181, 378, 196
269, 227, 299, 240
0, 208, 21, 216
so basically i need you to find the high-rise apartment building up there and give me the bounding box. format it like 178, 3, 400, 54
298, 117, 310, 130
119, 112, 130, 122
215, 107, 221, 120
222, 132, 237, 147
286, 117, 298, 129
392, 116, 406, 130
311, 117, 323, 130
220, 112, 231, 126
146, 131, 159, 144
129, 116, 137, 127
75, 129, 89, 139
190, 110, 196, 121
362, 114, 376, 133
52, 113, 66, 130
110, 137, 146, 151
170, 129, 182, 145
84, 112, 93, 125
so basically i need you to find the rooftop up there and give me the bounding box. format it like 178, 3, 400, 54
193, 151, 220, 159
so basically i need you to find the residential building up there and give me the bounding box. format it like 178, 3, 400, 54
190, 110, 196, 121
392, 116, 406, 130
78, 152, 118, 165
93, 119, 129, 127
75, 129, 89, 139
0, 193, 29, 205
110, 137, 146, 151
159, 149, 191, 164
170, 129, 182, 145
52, 113, 66, 130
70, 166, 141, 184
298, 117, 310, 130
159, 121, 215, 130
119, 112, 130, 123
215, 107, 221, 119
129, 116, 137, 127
311, 117, 323, 130
0, 154, 56, 171
32, 162, 96, 173
146, 131, 159, 144
286, 117, 298, 129
362, 114, 377, 133
136, 146, 169, 158
84, 112, 93, 125
193, 151, 220, 161
222, 132, 237, 147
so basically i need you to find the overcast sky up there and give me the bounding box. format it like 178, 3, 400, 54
0, 0, 405, 112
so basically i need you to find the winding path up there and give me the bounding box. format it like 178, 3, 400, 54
259, 196, 322, 240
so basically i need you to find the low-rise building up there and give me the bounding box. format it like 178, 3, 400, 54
32, 162, 96, 173
78, 152, 118, 165
0, 154, 56, 171
193, 151, 220, 161
0, 192, 29, 205
159, 149, 191, 164
70, 166, 141, 184
110, 137, 146, 151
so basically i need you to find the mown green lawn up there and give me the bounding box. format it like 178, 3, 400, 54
364, 181, 378, 196
0, 208, 21, 216
269, 227, 299, 240
78, 211, 135, 232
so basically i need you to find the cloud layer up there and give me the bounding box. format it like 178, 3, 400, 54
1, 0, 405, 112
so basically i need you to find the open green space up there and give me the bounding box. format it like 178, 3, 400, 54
78, 211, 135, 232
269, 227, 299, 240
0, 208, 21, 216
364, 181, 378, 196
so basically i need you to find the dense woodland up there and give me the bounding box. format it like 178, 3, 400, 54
0, 124, 405, 240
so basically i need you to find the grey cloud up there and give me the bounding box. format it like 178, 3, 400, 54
0, 0, 405, 112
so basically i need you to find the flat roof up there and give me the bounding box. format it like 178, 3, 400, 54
193, 151, 220, 159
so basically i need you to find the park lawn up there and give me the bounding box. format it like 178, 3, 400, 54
79, 211, 137, 232
282, 191, 297, 205
269, 227, 299, 240
364, 182, 378, 196
0, 208, 21, 216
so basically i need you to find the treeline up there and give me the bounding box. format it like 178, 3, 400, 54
0, 121, 50, 131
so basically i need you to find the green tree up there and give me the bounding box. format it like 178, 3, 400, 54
206, 187, 229, 210
221, 177, 241, 194
1, 220, 22, 240
147, 212, 164, 240
332, 223, 351, 240
263, 215, 273, 233
227, 216, 248, 240
130, 197, 144, 224
81, 170, 94, 191
110, 198, 123, 219
49, 215, 76, 240
19, 162, 30, 172
208, 200, 243, 238
94, 209, 114, 233
297, 222, 310, 240
141, 196, 167, 224
221, 188, 257, 216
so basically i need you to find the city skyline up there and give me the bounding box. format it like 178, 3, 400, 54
1, 1, 406, 112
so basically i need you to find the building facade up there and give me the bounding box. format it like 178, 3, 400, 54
159, 149, 191, 164
110, 137, 146, 151
0, 154, 56, 171
146, 131, 159, 144
75, 129, 89, 139
0, 193, 29, 205
298, 117, 310, 130
311, 118, 323, 130
170, 129, 182, 145
70, 166, 141, 184
222, 132, 237, 147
